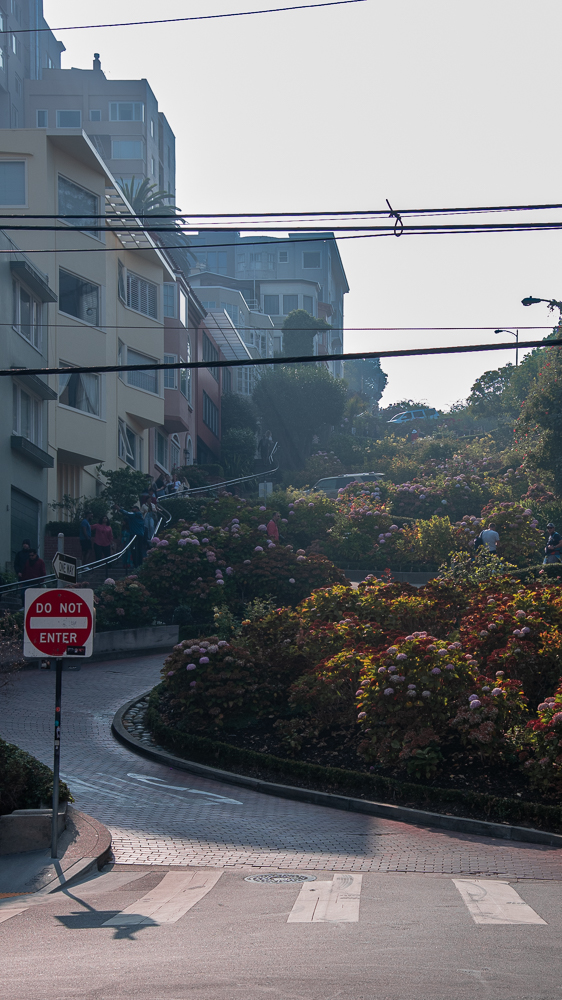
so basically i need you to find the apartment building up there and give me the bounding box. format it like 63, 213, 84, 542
0, 130, 175, 548
0, 0, 64, 129
24, 54, 176, 198
188, 231, 349, 375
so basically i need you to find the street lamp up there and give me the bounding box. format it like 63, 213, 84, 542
521, 295, 562, 312
494, 328, 519, 366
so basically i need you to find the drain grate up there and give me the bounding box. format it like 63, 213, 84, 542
244, 873, 317, 884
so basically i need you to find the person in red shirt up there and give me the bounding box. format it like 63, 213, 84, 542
267, 512, 280, 542
92, 515, 114, 559
20, 549, 46, 604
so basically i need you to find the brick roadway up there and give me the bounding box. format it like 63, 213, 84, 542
1, 655, 561, 879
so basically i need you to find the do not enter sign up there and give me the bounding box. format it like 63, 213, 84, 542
24, 589, 94, 658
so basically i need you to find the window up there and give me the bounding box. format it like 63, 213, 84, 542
59, 269, 100, 326
89, 109, 101, 121
303, 295, 313, 315
0, 9, 5, 31
237, 253, 245, 269
263, 294, 279, 315
151, 156, 155, 176
156, 430, 168, 470
205, 250, 227, 275
203, 332, 219, 381
127, 348, 158, 394
170, 435, 180, 471
163, 283, 176, 317
110, 102, 144, 121
36, 109, 48, 127
222, 368, 232, 393
10, 105, 17, 127
126, 271, 157, 318
118, 419, 140, 469
150, 119, 155, 138
58, 175, 100, 238
201, 300, 216, 311
236, 366, 253, 395
180, 338, 192, 402
0, 48, 4, 71
203, 391, 219, 437
164, 354, 177, 389
12, 383, 41, 445
56, 110, 81, 128
303, 251, 321, 269
118, 260, 126, 302
283, 294, 298, 315
14, 74, 21, 96
279, 251, 288, 263
112, 140, 143, 160
185, 436, 193, 465
13, 280, 42, 350
10, 33, 17, 56
179, 288, 188, 326
59, 367, 100, 416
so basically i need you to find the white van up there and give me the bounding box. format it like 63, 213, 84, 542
313, 473, 384, 498
387, 407, 438, 425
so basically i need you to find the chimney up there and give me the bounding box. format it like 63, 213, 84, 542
93, 53, 101, 71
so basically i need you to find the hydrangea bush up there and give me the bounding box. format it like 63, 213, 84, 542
94, 576, 158, 631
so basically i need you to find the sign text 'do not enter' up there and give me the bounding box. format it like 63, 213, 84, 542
24, 589, 94, 658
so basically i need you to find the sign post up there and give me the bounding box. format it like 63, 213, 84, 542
24, 589, 94, 858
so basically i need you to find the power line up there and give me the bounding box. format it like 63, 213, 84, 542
12, 1, 369, 34
0, 322, 553, 331
5, 338, 559, 380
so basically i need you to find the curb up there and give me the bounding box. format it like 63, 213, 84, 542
112, 695, 562, 850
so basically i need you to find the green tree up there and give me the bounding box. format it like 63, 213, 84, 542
221, 392, 258, 432
221, 428, 256, 478
100, 467, 152, 508
281, 310, 331, 358
344, 357, 387, 404
252, 365, 347, 468
518, 346, 562, 493
117, 177, 180, 221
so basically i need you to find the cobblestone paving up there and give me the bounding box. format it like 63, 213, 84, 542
2, 656, 561, 879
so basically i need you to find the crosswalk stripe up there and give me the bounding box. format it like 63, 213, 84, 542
101, 870, 223, 927
70, 872, 147, 896
0, 907, 28, 924
287, 874, 362, 923
453, 879, 547, 925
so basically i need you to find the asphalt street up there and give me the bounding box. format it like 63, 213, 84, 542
1, 654, 561, 1000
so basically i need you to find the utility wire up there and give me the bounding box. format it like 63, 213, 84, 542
0, 323, 553, 331
11, 1, 369, 33
6, 338, 559, 380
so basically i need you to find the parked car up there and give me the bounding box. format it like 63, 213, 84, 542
312, 473, 384, 498
387, 407, 439, 424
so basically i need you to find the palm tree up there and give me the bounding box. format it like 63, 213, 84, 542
118, 177, 181, 222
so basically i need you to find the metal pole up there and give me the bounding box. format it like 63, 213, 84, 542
50, 657, 62, 859
516, 329, 519, 367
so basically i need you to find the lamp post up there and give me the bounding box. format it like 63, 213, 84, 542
494, 328, 519, 366
521, 295, 562, 312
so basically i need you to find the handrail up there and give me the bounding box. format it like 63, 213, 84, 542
160, 461, 279, 501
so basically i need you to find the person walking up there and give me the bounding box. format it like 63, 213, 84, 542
14, 539, 31, 580
79, 511, 93, 564
142, 501, 157, 544
20, 549, 46, 604
92, 515, 114, 560
266, 512, 280, 542
544, 523, 562, 564
479, 522, 500, 553
118, 505, 146, 566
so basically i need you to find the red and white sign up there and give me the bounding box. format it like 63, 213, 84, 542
24, 589, 94, 658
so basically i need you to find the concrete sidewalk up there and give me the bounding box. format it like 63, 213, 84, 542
0, 807, 111, 897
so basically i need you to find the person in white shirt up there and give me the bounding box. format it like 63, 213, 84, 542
480, 523, 500, 553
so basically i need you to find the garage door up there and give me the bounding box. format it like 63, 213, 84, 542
11, 488, 40, 562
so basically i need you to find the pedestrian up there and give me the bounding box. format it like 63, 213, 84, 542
79, 511, 93, 564
544, 523, 562, 564
14, 538, 31, 579
20, 548, 46, 604
479, 522, 500, 554
266, 512, 280, 542
142, 501, 157, 543
118, 505, 146, 566
92, 515, 114, 560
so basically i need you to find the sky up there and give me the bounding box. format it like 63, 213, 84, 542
44, 0, 562, 410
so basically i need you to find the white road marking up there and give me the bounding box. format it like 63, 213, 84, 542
126, 774, 244, 805
287, 873, 362, 923
69, 872, 147, 896
0, 907, 28, 924
102, 870, 223, 927
453, 879, 547, 925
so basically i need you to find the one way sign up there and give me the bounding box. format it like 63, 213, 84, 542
52, 551, 77, 584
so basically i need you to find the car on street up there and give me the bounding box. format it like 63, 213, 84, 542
387, 407, 439, 424
312, 472, 384, 498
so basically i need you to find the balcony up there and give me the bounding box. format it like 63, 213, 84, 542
11, 436, 54, 468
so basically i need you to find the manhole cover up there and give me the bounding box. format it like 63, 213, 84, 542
244, 873, 316, 884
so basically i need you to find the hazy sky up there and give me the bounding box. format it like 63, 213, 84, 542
44, 0, 562, 410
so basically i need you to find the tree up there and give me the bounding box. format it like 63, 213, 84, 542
281, 310, 331, 358
221, 428, 256, 478
100, 467, 152, 508
518, 346, 562, 493
344, 358, 387, 404
117, 177, 180, 221
252, 365, 347, 468
221, 392, 258, 433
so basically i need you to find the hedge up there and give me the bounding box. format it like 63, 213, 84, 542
145, 692, 562, 834
0, 737, 72, 816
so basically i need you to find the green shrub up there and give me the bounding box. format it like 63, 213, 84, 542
0, 737, 72, 815
94, 575, 158, 631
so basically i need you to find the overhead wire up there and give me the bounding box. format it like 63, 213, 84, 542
5, 338, 559, 380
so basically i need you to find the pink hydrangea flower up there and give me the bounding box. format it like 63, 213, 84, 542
383, 687, 395, 696
104, 578, 115, 585
431, 667, 441, 675
186, 663, 196, 670
470, 700, 481, 709
357, 712, 367, 719
289, 578, 295, 584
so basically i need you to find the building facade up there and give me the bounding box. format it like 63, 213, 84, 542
0, 0, 64, 129
23, 55, 176, 198
0, 129, 175, 563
